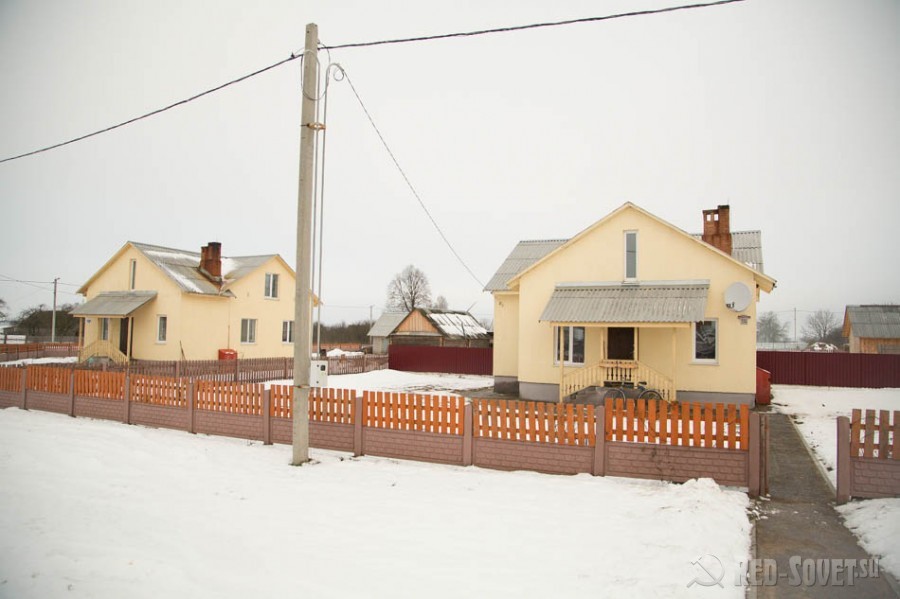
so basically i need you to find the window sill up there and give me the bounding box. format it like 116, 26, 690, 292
691, 359, 718, 366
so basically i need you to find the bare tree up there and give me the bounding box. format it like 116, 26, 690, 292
0, 297, 7, 321
386, 265, 432, 312
432, 295, 449, 311
757, 311, 790, 343
801, 309, 842, 345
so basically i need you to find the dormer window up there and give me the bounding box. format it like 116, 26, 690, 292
624, 231, 638, 280
264, 273, 279, 299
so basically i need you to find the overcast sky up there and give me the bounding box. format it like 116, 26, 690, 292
1, 0, 898, 334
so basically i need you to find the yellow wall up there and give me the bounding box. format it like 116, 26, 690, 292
80, 245, 296, 360
224, 257, 295, 359
511, 206, 762, 394
492, 293, 519, 377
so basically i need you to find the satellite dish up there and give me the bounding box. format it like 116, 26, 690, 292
724, 282, 752, 312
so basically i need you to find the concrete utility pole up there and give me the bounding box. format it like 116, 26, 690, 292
51, 277, 59, 343
292, 23, 319, 466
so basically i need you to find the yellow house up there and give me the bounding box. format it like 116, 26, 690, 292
486, 203, 776, 404
71, 241, 299, 362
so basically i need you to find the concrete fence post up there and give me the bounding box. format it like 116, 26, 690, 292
462, 400, 474, 466
353, 394, 364, 456
187, 380, 195, 434
836, 416, 851, 504
234, 359, 240, 383
748, 413, 761, 497
123, 374, 131, 424
592, 408, 606, 476
20, 368, 27, 410
68, 370, 76, 418
263, 388, 272, 445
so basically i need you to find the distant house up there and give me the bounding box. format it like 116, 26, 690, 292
486, 203, 776, 404
367, 308, 490, 352
71, 241, 300, 362
843, 305, 900, 354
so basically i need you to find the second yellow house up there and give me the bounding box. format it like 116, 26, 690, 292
72, 241, 299, 362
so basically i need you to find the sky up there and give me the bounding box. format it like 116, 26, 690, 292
1, 0, 898, 332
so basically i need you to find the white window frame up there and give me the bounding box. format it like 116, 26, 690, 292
693, 319, 718, 364
264, 273, 279, 299
157, 315, 167, 343
624, 230, 638, 281
100, 318, 109, 341
282, 320, 294, 344
553, 325, 586, 366
241, 318, 257, 344
129, 259, 137, 290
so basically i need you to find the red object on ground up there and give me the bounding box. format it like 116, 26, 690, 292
218, 349, 237, 360
756, 367, 772, 405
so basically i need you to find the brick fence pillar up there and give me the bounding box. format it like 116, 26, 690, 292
353, 394, 364, 456
68, 370, 76, 417
749, 413, 761, 497
462, 401, 473, 466
123, 374, 132, 424
592, 408, 606, 476
836, 416, 851, 504
263, 388, 272, 445
187, 380, 195, 434
20, 368, 27, 410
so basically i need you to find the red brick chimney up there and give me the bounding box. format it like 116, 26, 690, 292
701, 205, 732, 256
200, 242, 222, 279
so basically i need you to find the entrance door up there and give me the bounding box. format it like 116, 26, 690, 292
607, 327, 635, 360
119, 318, 129, 356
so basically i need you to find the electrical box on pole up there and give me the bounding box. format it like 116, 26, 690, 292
292, 22, 319, 465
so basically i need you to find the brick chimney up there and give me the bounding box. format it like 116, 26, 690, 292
701, 205, 732, 256
200, 242, 222, 279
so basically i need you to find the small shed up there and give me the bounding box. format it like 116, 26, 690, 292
843, 305, 900, 354
368, 308, 490, 351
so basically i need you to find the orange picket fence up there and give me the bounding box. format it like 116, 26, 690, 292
850, 409, 899, 459
130, 375, 187, 407
363, 391, 463, 435
0, 367, 22, 392
74, 370, 125, 400
605, 398, 750, 450
26, 366, 70, 394
473, 399, 596, 446
270, 385, 293, 419
267, 385, 356, 424
196, 381, 263, 415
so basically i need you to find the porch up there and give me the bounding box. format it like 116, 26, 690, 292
70, 291, 157, 364
541, 280, 711, 403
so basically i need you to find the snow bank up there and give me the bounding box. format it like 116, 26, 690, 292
1, 356, 78, 367
267, 369, 494, 395
0, 408, 751, 598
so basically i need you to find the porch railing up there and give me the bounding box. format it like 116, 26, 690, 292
560, 359, 675, 403
79, 339, 128, 365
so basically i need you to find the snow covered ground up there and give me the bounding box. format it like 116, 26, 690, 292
0, 356, 77, 367
268, 368, 495, 396
771, 384, 900, 579
0, 406, 752, 598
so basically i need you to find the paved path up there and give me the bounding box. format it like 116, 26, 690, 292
753, 413, 897, 597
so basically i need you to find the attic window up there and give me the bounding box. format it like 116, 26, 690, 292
129, 259, 137, 290
264, 273, 279, 299
624, 231, 638, 280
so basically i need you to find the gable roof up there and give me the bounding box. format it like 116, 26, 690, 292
843, 305, 900, 339
489, 202, 775, 293
367, 312, 408, 338
421, 309, 489, 339
78, 241, 290, 297
484, 240, 566, 292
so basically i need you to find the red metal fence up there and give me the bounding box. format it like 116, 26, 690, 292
757, 351, 900, 388
388, 345, 492, 375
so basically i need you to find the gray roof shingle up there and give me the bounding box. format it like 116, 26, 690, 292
845, 305, 900, 339
539, 280, 709, 323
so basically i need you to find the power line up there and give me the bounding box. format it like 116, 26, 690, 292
0, 0, 746, 165
338, 67, 485, 289
0, 55, 299, 164
322, 0, 746, 50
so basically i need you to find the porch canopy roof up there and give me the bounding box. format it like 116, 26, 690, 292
539, 280, 709, 324
70, 291, 157, 318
